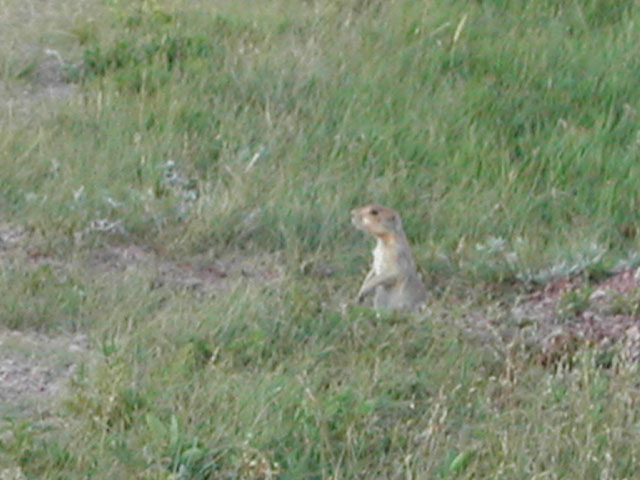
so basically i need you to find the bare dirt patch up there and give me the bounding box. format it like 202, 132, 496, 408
0, 223, 27, 254
511, 268, 640, 365
0, 329, 88, 418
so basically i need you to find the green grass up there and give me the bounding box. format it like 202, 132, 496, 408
2, 0, 640, 478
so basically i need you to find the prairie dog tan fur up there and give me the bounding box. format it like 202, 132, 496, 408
351, 204, 427, 312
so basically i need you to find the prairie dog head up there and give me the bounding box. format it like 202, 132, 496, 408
351, 204, 403, 238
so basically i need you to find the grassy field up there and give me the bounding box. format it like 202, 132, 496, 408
2, 0, 640, 478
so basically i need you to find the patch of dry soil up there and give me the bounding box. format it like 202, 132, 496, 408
0, 329, 88, 417
512, 268, 640, 365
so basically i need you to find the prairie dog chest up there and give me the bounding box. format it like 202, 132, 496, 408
372, 239, 390, 275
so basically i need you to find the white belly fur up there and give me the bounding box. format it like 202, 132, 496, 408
372, 239, 385, 275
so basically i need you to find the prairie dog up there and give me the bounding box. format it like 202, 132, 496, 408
351, 204, 427, 312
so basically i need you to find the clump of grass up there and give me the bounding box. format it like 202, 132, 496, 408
557, 287, 593, 319
7, 280, 640, 478
4, 0, 640, 275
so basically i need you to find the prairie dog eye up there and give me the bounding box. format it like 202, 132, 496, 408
370, 209, 379, 215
